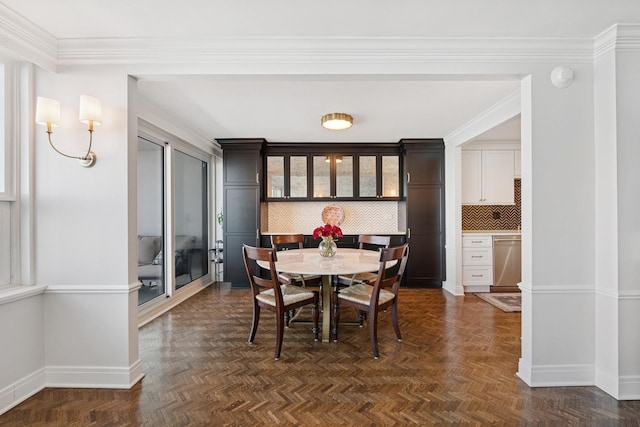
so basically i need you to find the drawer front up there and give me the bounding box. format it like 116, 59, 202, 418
462, 235, 492, 248
462, 248, 492, 265
463, 266, 493, 285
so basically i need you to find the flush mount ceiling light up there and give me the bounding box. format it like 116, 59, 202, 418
321, 113, 353, 130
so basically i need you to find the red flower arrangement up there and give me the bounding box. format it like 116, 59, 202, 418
313, 224, 343, 240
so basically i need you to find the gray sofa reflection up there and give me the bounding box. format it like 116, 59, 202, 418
138, 235, 196, 285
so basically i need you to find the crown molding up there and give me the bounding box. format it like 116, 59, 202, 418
0, 4, 57, 71
445, 90, 520, 146
55, 36, 595, 66
594, 23, 640, 60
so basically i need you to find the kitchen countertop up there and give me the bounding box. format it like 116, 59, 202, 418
462, 229, 521, 234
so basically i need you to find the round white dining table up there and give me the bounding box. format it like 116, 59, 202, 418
260, 248, 391, 342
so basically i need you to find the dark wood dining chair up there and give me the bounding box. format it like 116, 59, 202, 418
270, 234, 321, 289
242, 244, 320, 360
331, 244, 409, 359
337, 234, 391, 287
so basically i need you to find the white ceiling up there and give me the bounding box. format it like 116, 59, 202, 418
4, 0, 637, 144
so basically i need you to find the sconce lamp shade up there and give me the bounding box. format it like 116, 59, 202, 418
79, 95, 102, 127
34, 94, 103, 168
35, 97, 61, 128
321, 113, 353, 130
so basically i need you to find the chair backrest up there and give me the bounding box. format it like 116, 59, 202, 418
242, 244, 283, 300
358, 234, 391, 251
271, 234, 305, 251
371, 244, 409, 302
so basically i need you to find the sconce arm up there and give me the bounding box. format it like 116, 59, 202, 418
46, 128, 96, 167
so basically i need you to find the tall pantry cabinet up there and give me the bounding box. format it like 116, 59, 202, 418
401, 139, 446, 287
217, 139, 264, 288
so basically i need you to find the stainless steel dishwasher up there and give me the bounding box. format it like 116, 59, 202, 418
493, 235, 521, 286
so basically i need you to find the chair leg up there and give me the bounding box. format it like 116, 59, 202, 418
284, 310, 290, 328
369, 308, 380, 359
275, 308, 285, 361
331, 291, 340, 342
248, 304, 260, 344
359, 310, 367, 327
391, 301, 402, 342
312, 295, 320, 341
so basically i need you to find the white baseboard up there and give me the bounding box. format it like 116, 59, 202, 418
464, 284, 490, 293
517, 360, 594, 387
0, 368, 45, 416
45, 359, 145, 389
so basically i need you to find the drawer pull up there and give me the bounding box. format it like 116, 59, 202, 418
471, 274, 484, 277
471, 255, 483, 258
471, 240, 483, 243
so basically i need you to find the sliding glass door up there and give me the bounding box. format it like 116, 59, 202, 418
137, 137, 166, 305
174, 150, 208, 290
137, 132, 210, 306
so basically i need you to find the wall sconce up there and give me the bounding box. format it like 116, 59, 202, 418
35, 95, 102, 167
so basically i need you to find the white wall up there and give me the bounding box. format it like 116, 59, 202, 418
34, 69, 142, 388
0, 291, 45, 414
594, 25, 640, 399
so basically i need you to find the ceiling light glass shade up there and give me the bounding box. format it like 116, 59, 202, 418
79, 95, 103, 127
321, 113, 353, 130
35, 97, 61, 128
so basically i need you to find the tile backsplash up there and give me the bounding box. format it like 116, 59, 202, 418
462, 179, 521, 230
263, 201, 402, 234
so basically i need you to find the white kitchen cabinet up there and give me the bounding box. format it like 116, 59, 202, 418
462, 234, 493, 291
462, 150, 515, 205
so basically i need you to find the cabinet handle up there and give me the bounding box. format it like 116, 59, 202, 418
256, 173, 259, 184
407, 228, 411, 239
407, 172, 411, 183
471, 240, 482, 243
256, 229, 260, 239
471, 274, 484, 277
471, 255, 483, 258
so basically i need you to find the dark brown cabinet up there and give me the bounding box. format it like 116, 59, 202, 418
402, 139, 446, 287
219, 138, 444, 289
264, 143, 401, 202
218, 138, 264, 288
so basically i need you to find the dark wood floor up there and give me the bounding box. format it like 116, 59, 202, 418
2, 284, 640, 426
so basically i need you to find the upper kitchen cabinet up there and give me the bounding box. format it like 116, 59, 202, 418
262, 142, 402, 201
461, 149, 515, 205
358, 154, 400, 199
265, 155, 309, 199
312, 154, 354, 199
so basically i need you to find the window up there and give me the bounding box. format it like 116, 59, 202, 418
0, 61, 16, 286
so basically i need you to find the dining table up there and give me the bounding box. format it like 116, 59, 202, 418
260, 247, 391, 342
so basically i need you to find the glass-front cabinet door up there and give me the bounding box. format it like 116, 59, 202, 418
313, 155, 353, 199
359, 155, 377, 198
266, 155, 308, 199
335, 155, 353, 198
357, 154, 400, 199
289, 156, 308, 198
312, 156, 330, 198
381, 155, 400, 198
266, 156, 285, 198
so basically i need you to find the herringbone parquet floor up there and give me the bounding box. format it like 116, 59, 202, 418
2, 284, 640, 426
